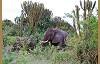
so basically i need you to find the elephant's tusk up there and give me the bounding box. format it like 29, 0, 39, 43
40, 40, 48, 43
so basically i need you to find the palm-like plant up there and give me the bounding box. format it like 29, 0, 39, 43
80, 0, 96, 20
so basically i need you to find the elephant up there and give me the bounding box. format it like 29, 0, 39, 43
41, 28, 68, 49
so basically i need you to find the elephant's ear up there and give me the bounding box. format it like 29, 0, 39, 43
50, 29, 57, 40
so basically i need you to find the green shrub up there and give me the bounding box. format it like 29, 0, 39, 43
2, 49, 16, 64
3, 36, 16, 47
76, 16, 98, 64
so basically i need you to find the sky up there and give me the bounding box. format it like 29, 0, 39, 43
2, 0, 98, 25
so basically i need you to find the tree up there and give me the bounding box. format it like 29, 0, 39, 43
2, 19, 17, 36
19, 1, 55, 36
36, 9, 53, 33
51, 16, 75, 36
21, 1, 45, 33
80, 0, 96, 20
64, 6, 81, 37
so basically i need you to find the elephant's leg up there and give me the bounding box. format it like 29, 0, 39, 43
58, 42, 66, 51
49, 40, 52, 46
57, 42, 63, 50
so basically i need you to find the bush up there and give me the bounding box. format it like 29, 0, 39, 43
3, 36, 16, 47
76, 16, 98, 64
77, 41, 98, 64
2, 48, 16, 64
